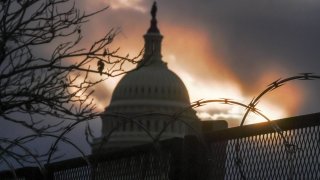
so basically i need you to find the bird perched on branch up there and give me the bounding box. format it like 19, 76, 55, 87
97, 60, 105, 76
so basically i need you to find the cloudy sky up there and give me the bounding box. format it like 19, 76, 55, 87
79, 0, 320, 124
2, 0, 320, 168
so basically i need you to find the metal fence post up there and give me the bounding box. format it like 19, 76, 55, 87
182, 135, 209, 180
167, 138, 184, 180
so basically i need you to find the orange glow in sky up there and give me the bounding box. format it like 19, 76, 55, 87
78, 1, 303, 127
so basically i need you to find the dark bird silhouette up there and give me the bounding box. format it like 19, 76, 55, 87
103, 49, 108, 57
97, 60, 105, 76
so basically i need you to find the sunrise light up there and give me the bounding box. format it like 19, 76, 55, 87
79, 0, 304, 126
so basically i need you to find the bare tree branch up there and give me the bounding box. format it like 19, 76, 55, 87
0, 0, 141, 168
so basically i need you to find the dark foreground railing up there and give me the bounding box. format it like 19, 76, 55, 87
0, 137, 185, 180
205, 112, 320, 180
48, 137, 185, 180
1, 113, 319, 180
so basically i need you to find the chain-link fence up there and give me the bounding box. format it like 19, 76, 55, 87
0, 113, 319, 180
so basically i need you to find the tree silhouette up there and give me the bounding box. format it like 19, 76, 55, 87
0, 0, 141, 168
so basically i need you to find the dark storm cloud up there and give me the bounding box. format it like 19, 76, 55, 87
208, 0, 320, 114
158, 0, 320, 77
208, 1, 320, 77
154, 0, 320, 114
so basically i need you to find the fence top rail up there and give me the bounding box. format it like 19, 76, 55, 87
204, 112, 320, 142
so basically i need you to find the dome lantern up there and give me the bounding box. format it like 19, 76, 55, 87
139, 2, 164, 66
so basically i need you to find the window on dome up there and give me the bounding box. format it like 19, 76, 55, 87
154, 120, 159, 131
163, 121, 167, 132
122, 122, 126, 131
130, 121, 134, 131
115, 121, 120, 132
152, 40, 155, 52
146, 120, 150, 129
178, 123, 182, 133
